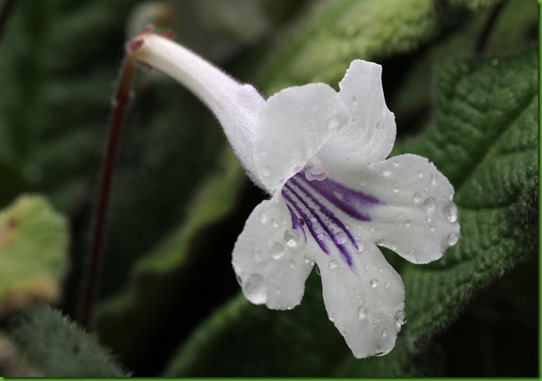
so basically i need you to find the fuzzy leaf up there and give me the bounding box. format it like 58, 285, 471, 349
163, 49, 537, 377
0, 195, 68, 315
252, 0, 443, 94
5, 305, 125, 377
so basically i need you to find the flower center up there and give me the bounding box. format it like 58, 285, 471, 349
281, 171, 382, 268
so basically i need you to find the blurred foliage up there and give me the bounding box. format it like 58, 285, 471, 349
0, 0, 537, 377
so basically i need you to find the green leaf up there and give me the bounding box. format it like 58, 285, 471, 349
0, 195, 68, 315
163, 50, 537, 377
252, 0, 444, 94
5, 305, 125, 377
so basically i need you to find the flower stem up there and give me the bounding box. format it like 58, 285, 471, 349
80, 55, 135, 329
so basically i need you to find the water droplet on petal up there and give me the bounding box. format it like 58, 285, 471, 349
382, 168, 392, 177
352, 96, 358, 105
376, 121, 383, 130
370, 278, 379, 288
253, 250, 262, 263
385, 281, 390, 288
334, 231, 348, 245
447, 232, 459, 246
395, 310, 407, 327
423, 197, 436, 211
431, 173, 438, 185
444, 202, 458, 223
259, 211, 268, 224
327, 115, 343, 131
355, 241, 364, 253
391, 242, 398, 251
382, 329, 388, 338
329, 260, 339, 270
404, 219, 412, 228
286, 304, 293, 310
261, 165, 271, 177
392, 183, 399, 193
413, 192, 422, 204
244, 274, 266, 304
418, 169, 424, 178
271, 218, 279, 228
357, 306, 368, 320
271, 242, 285, 260
284, 229, 301, 248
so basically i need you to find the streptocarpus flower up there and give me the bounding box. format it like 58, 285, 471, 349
128, 32, 460, 358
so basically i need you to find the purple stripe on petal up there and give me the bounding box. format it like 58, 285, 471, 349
283, 188, 328, 254
285, 182, 354, 267
297, 173, 381, 221
286, 204, 307, 242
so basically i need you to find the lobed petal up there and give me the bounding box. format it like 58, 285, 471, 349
318, 60, 396, 173
330, 154, 460, 264
253, 84, 349, 194
232, 197, 314, 310
316, 242, 405, 359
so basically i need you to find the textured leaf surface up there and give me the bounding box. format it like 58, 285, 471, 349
6, 305, 125, 377
0, 195, 68, 315
252, 0, 443, 94
164, 50, 537, 377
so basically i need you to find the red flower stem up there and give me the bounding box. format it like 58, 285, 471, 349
80, 56, 135, 329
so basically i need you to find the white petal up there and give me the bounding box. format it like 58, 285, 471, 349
318, 60, 396, 172
316, 242, 405, 359
129, 33, 266, 187
232, 197, 314, 310
253, 84, 348, 194
330, 154, 460, 264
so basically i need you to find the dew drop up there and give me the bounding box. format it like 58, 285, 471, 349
271, 218, 279, 228
253, 250, 262, 263
284, 229, 301, 248
244, 274, 266, 304
391, 242, 398, 251
261, 165, 271, 177
385, 281, 390, 288
355, 241, 364, 253
286, 304, 293, 310
289, 259, 296, 269
412, 192, 422, 204
334, 231, 348, 245
444, 202, 458, 223
404, 219, 411, 228
329, 260, 339, 270
271, 242, 285, 260
357, 306, 368, 320
327, 115, 343, 131
259, 211, 268, 224
304, 255, 311, 264
352, 95, 358, 105
423, 197, 436, 211
382, 168, 392, 177
447, 232, 459, 246
431, 173, 438, 185
418, 169, 424, 178
382, 329, 388, 338
394, 310, 407, 327
392, 183, 399, 193
376, 121, 383, 130
328, 314, 334, 322
370, 278, 379, 288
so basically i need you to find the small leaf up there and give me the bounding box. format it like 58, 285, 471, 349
0, 195, 68, 315
163, 50, 537, 376
6, 305, 125, 377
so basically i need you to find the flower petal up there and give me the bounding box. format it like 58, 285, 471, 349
318, 60, 396, 172
330, 154, 460, 264
232, 197, 314, 310
253, 84, 349, 194
316, 242, 405, 359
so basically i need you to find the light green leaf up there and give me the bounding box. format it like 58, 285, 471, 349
5, 305, 125, 377
0, 195, 68, 315
164, 50, 537, 377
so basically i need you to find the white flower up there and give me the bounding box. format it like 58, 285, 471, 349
129, 32, 460, 358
